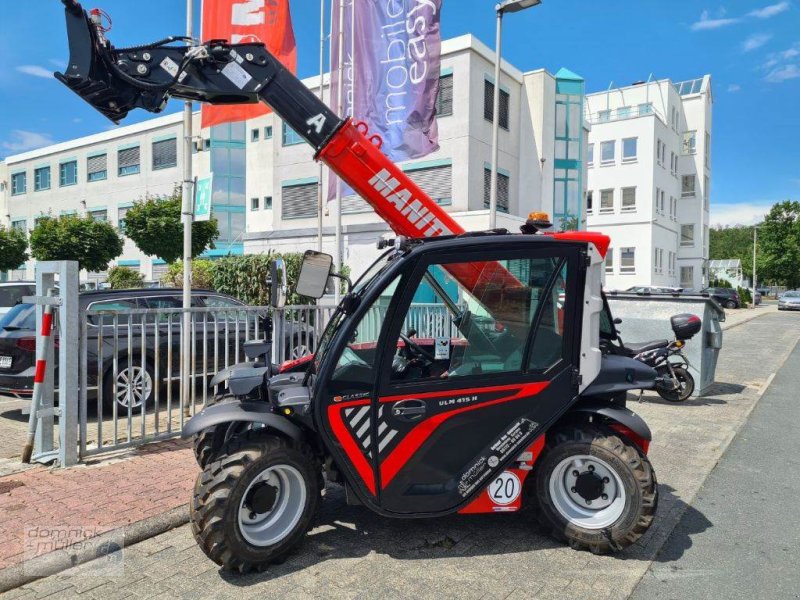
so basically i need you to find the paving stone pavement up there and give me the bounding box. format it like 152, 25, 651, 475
4, 310, 799, 600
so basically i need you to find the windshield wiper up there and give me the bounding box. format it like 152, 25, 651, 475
2, 326, 23, 331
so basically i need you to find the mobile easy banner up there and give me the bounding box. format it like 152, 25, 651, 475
356, 0, 442, 161
329, 0, 442, 201
201, 0, 297, 128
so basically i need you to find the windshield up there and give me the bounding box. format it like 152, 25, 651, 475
0, 303, 36, 331
784, 291, 800, 297
0, 285, 35, 307
312, 249, 398, 372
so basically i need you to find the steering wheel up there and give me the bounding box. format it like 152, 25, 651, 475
399, 331, 436, 363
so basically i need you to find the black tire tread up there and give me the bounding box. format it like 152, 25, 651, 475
190, 429, 320, 572
532, 425, 657, 554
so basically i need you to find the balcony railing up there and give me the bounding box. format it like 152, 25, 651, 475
586, 103, 660, 125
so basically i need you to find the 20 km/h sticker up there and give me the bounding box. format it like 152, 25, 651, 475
489, 471, 521, 505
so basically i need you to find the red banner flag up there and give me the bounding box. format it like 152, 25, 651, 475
201, 0, 297, 128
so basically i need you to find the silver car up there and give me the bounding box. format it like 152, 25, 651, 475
778, 290, 800, 311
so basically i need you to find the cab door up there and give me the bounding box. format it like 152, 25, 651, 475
372, 245, 584, 515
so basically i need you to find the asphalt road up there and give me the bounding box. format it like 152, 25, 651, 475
631, 337, 800, 600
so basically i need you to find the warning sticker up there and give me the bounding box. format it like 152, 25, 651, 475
221, 61, 253, 89
160, 57, 179, 78
434, 337, 450, 360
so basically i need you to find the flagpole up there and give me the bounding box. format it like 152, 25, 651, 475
181, 0, 194, 416
317, 0, 325, 252
334, 0, 344, 303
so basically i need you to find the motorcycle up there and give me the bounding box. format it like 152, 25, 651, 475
605, 313, 701, 403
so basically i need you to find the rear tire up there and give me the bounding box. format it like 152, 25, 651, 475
532, 426, 657, 554
190, 430, 320, 572
725, 300, 737, 309
656, 366, 694, 402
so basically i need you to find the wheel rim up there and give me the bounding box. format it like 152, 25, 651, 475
290, 342, 310, 360
549, 455, 626, 530
115, 366, 152, 409
238, 464, 307, 547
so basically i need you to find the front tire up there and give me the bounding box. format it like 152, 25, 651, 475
725, 300, 737, 309
190, 430, 320, 572
656, 366, 694, 402
532, 426, 657, 553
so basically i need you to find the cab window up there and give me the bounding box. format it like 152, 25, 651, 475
388, 255, 568, 381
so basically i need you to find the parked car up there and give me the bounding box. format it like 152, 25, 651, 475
0, 289, 313, 409
778, 290, 800, 311
0, 282, 36, 319
625, 285, 684, 295
701, 287, 741, 309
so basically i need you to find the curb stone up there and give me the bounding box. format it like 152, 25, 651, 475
0, 505, 189, 593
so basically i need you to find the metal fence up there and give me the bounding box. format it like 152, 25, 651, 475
77, 301, 458, 458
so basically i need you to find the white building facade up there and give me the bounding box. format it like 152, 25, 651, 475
585, 77, 712, 291
1, 35, 589, 282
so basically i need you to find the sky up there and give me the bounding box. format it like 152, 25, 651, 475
0, 0, 798, 227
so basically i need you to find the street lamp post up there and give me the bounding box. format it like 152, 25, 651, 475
489, 0, 542, 229
752, 226, 758, 306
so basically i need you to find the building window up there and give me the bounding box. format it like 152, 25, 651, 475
11, 219, 27, 232
282, 122, 304, 146
59, 160, 78, 186
483, 168, 510, 213
87, 153, 107, 182
34, 167, 51, 191
682, 130, 696, 155
587, 143, 594, 166
586, 190, 593, 213
621, 187, 636, 212
682, 175, 696, 197
681, 224, 695, 247
660, 190, 666, 214
264, 126, 273, 140
680, 266, 694, 288
281, 182, 317, 219
11, 172, 26, 195
600, 141, 615, 165
436, 74, 453, 117
264, 196, 273, 209
483, 79, 510, 130
251, 128, 260, 142
655, 187, 661, 214
89, 209, 107, 222
620, 247, 635, 274
152, 138, 177, 170
670, 196, 677, 220
622, 137, 637, 162
705, 132, 711, 168
409, 165, 453, 206
117, 206, 129, 232
704, 175, 710, 210
250, 197, 259, 211
118, 147, 140, 176
605, 248, 614, 274
600, 188, 614, 213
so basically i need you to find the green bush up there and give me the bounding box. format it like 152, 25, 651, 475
108, 266, 144, 289
0, 225, 29, 272
161, 259, 215, 289
737, 286, 753, 305
30, 214, 124, 272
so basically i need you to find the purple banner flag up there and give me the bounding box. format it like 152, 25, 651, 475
328, 0, 442, 202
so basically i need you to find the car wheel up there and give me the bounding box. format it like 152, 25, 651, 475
725, 300, 737, 309
284, 333, 313, 362
103, 357, 155, 413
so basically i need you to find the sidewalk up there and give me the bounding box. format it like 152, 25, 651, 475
0, 440, 194, 581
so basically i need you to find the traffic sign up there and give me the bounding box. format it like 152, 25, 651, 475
194, 175, 213, 222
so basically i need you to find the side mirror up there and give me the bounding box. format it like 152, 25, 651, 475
296, 250, 333, 300
269, 258, 288, 308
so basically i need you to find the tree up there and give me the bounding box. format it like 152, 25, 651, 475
108, 266, 144, 289
758, 200, 800, 289
30, 215, 124, 272
124, 186, 219, 264
709, 224, 757, 280
0, 225, 29, 272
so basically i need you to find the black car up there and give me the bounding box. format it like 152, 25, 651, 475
701, 287, 741, 309
0, 289, 312, 409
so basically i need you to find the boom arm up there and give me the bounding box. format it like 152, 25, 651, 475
57, 0, 462, 242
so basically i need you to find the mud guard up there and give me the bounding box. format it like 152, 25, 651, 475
565, 401, 652, 449
181, 401, 302, 441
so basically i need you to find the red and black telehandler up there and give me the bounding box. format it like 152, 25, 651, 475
57, 0, 662, 571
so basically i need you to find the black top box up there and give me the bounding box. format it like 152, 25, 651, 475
671, 313, 702, 341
